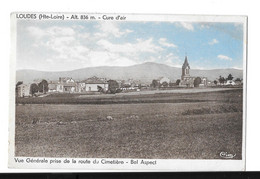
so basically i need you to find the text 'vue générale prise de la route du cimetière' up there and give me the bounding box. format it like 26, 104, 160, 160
14, 158, 157, 166
15, 13, 127, 21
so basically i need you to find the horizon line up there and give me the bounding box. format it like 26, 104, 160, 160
16, 61, 243, 72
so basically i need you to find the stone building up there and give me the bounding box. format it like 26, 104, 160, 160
81, 76, 108, 92
57, 77, 76, 93
17, 84, 31, 97
179, 56, 207, 87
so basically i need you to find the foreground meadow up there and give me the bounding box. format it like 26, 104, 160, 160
15, 89, 243, 159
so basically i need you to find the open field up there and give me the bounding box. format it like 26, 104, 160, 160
15, 89, 243, 159
16, 88, 242, 105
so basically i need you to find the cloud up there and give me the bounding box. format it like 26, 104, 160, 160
176, 22, 194, 31
47, 26, 75, 36
97, 38, 163, 55
27, 26, 76, 38
218, 55, 232, 61
25, 24, 153, 69
200, 23, 210, 29
27, 26, 90, 65
162, 53, 182, 67
158, 38, 177, 48
94, 22, 133, 38
86, 51, 136, 67
209, 38, 219, 45
78, 32, 90, 39
27, 26, 46, 39
44, 37, 90, 63
231, 66, 243, 70
199, 22, 243, 41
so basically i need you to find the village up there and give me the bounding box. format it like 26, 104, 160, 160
16, 56, 243, 98
10, 12, 248, 170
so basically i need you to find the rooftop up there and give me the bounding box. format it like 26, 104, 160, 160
81, 76, 108, 84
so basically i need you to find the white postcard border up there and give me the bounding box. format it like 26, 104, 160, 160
9, 12, 247, 171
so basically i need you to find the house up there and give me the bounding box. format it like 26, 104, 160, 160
158, 77, 170, 84
116, 80, 123, 88
81, 76, 108, 92
206, 81, 215, 86
48, 83, 58, 92
57, 77, 77, 93
125, 79, 135, 87
157, 77, 171, 87
47, 80, 58, 92
199, 77, 208, 87
77, 82, 86, 93
121, 79, 143, 90
225, 80, 235, 86
17, 84, 30, 97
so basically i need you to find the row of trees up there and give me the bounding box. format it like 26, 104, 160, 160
214, 74, 242, 85
151, 74, 242, 88
31, 80, 49, 96
151, 80, 179, 88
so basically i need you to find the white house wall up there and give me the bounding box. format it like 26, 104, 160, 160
56, 84, 64, 92
159, 77, 170, 84
18, 84, 30, 97
85, 84, 108, 92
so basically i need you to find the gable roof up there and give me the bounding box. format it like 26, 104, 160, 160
59, 77, 74, 83
81, 76, 108, 84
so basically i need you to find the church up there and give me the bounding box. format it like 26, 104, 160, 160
179, 56, 207, 87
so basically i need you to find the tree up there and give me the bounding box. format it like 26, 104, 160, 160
219, 76, 225, 85
176, 79, 181, 86
151, 80, 159, 88
108, 80, 119, 94
194, 77, 202, 87
30, 83, 39, 97
234, 78, 242, 85
38, 79, 49, 94
16, 81, 23, 87
226, 74, 234, 81
161, 81, 168, 88
97, 85, 104, 93
213, 80, 218, 85
235, 78, 242, 82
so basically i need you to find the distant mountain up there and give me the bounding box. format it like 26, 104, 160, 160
16, 62, 243, 84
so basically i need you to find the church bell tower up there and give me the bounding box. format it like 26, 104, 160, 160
181, 56, 190, 80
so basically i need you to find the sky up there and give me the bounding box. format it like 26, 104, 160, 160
16, 20, 244, 71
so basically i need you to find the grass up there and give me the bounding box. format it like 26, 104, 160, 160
15, 89, 243, 159
16, 89, 242, 104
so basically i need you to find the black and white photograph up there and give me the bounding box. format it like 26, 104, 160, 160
9, 13, 247, 170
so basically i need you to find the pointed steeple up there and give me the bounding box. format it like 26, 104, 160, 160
181, 55, 190, 79
182, 56, 190, 69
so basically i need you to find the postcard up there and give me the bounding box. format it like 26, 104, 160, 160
9, 13, 247, 170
